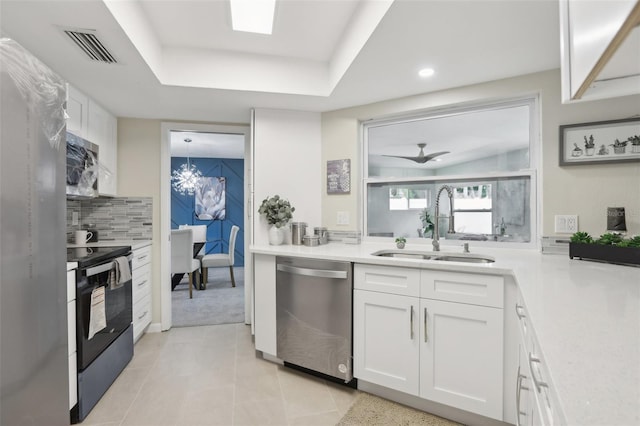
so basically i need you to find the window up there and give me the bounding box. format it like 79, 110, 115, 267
363, 98, 538, 246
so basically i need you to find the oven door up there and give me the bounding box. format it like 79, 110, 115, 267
76, 256, 132, 371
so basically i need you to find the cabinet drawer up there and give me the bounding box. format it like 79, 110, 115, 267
67, 270, 76, 303
132, 266, 151, 303
68, 352, 77, 409
133, 293, 151, 339
420, 270, 503, 308
132, 246, 151, 269
354, 264, 420, 297
67, 300, 76, 355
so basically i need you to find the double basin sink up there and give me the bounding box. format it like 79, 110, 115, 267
372, 249, 495, 264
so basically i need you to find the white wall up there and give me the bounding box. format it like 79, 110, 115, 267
322, 69, 640, 237
253, 109, 322, 244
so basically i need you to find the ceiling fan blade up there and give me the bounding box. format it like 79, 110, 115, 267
381, 154, 423, 162
423, 151, 450, 162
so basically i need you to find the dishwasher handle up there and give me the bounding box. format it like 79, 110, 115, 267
277, 263, 347, 279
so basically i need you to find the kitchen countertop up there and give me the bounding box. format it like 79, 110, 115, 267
66, 262, 78, 271
67, 240, 152, 251
251, 242, 640, 426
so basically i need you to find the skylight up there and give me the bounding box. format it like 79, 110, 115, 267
230, 0, 276, 35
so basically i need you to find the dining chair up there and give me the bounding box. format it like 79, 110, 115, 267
171, 228, 200, 298
178, 224, 207, 256
200, 225, 240, 288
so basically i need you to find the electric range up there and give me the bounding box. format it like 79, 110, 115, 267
66, 245, 131, 269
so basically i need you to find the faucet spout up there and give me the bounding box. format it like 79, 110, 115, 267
432, 185, 455, 251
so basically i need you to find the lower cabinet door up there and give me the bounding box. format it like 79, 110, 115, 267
354, 289, 419, 395
420, 298, 504, 420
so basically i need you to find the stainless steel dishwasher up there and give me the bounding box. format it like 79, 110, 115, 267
276, 256, 353, 382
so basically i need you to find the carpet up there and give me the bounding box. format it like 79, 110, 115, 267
171, 267, 245, 327
336, 393, 462, 426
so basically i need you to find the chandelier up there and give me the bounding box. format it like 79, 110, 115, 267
171, 138, 203, 195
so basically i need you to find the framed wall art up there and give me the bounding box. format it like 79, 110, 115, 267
327, 159, 351, 194
195, 177, 226, 220
559, 117, 640, 166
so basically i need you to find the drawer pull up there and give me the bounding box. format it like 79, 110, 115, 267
137, 279, 148, 287
410, 305, 414, 340
137, 310, 148, 320
515, 303, 526, 319
515, 365, 529, 426
424, 307, 428, 343
136, 254, 148, 262
528, 354, 549, 392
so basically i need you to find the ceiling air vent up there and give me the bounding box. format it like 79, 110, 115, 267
63, 29, 117, 64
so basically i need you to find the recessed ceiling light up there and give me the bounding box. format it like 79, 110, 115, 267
434, 158, 443, 162
418, 68, 435, 78
230, 0, 276, 35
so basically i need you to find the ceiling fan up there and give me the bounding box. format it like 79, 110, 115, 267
383, 143, 449, 164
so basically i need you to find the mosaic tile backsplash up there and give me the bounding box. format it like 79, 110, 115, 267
67, 197, 153, 242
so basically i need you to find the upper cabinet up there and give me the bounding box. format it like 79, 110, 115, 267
66, 85, 118, 196
560, 0, 640, 102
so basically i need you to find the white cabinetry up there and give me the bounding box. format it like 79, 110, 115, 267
254, 253, 277, 356
353, 290, 419, 394
560, 0, 640, 101
67, 268, 77, 410
132, 245, 152, 342
354, 264, 504, 420
66, 85, 88, 137
66, 84, 118, 196
514, 291, 564, 426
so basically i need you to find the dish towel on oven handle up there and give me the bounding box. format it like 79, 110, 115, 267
109, 256, 131, 290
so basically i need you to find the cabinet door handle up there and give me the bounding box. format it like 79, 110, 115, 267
137, 310, 148, 320
410, 305, 414, 340
137, 279, 148, 287
528, 354, 549, 392
424, 307, 428, 343
515, 303, 526, 319
137, 254, 148, 262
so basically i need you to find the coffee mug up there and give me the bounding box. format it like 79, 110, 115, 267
74, 230, 93, 245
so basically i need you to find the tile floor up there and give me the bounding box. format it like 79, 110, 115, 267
80, 323, 360, 426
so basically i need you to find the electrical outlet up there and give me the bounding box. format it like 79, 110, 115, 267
555, 215, 578, 233
337, 211, 350, 225
72, 211, 79, 226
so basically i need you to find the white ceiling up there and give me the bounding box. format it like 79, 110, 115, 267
0, 0, 562, 127
170, 131, 245, 158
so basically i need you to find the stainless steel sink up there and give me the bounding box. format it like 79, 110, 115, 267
432, 255, 495, 263
371, 250, 437, 260
371, 250, 494, 263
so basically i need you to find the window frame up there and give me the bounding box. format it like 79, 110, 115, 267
361, 96, 540, 249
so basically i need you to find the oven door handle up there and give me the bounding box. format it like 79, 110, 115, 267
86, 254, 133, 278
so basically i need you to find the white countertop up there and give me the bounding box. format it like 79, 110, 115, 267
251, 242, 640, 426
66, 262, 77, 271
67, 240, 152, 251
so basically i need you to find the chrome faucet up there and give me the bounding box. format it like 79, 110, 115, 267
432, 185, 455, 251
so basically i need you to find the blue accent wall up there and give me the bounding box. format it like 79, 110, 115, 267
171, 157, 244, 266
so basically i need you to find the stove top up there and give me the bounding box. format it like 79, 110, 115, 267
67, 245, 131, 268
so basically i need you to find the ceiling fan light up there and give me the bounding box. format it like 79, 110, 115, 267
230, 0, 276, 35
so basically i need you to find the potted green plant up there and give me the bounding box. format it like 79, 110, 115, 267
395, 237, 406, 249
583, 135, 595, 156
610, 139, 627, 154
419, 208, 434, 238
258, 195, 295, 245
628, 135, 640, 154
569, 231, 640, 266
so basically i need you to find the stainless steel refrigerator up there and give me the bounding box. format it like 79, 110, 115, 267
1, 39, 69, 424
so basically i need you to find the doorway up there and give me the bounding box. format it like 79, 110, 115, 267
160, 123, 252, 330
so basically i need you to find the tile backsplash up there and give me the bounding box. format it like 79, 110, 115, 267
67, 197, 152, 242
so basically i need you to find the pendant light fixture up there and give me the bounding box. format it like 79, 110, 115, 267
171, 138, 203, 195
